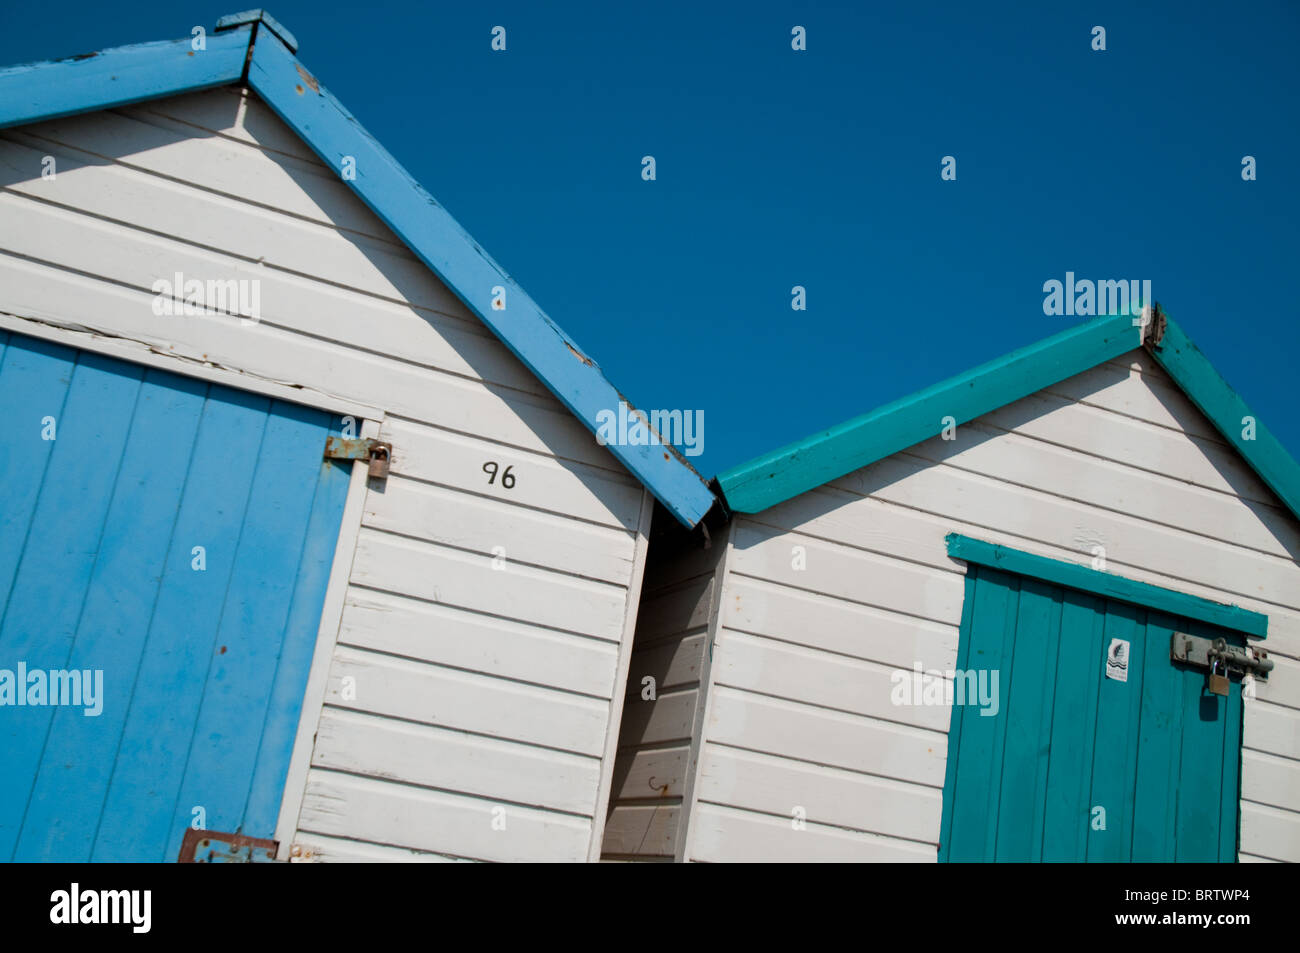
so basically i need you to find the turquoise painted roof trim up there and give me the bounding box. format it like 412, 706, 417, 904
718, 307, 1300, 530
718, 313, 1142, 513
0, 14, 716, 527
946, 534, 1268, 638
1147, 317, 1300, 521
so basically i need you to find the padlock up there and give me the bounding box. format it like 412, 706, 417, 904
1208, 656, 1230, 697
367, 443, 391, 479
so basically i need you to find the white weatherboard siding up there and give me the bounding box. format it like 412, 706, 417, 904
686, 350, 1300, 862
601, 517, 727, 860
0, 87, 656, 862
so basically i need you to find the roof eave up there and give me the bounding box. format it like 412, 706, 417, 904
718, 308, 1300, 530
0, 26, 253, 131
1146, 315, 1300, 519
717, 313, 1142, 513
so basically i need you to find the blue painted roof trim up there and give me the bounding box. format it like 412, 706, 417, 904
0, 27, 252, 130
946, 533, 1269, 638
718, 313, 1142, 513
0, 15, 716, 527
215, 9, 299, 53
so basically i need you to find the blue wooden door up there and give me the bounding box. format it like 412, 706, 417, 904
939, 564, 1244, 862
0, 332, 352, 861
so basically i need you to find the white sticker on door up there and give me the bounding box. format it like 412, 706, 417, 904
1105, 638, 1130, 682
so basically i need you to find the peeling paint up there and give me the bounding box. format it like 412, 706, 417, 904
0, 311, 384, 418
294, 63, 319, 93
565, 341, 593, 366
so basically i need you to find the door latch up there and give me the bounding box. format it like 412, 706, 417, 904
178, 828, 279, 863
323, 436, 392, 479
1170, 632, 1272, 697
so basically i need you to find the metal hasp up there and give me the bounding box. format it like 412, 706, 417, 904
178, 828, 279, 863
1170, 631, 1273, 684
324, 436, 391, 479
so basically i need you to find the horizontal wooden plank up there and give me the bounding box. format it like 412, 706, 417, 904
829, 450, 1299, 610
338, 588, 618, 699
712, 630, 952, 732
729, 524, 967, 626
1046, 352, 1231, 446
133, 86, 323, 163
706, 687, 948, 788
0, 254, 620, 471
1240, 749, 1300, 814
688, 802, 934, 862
0, 309, 379, 419
362, 475, 636, 586
0, 133, 463, 314
21, 105, 398, 240
382, 417, 642, 529
617, 688, 698, 748
753, 474, 1300, 662
601, 804, 679, 857
721, 574, 960, 673
633, 573, 715, 646
299, 770, 591, 862
907, 418, 1300, 560
1251, 655, 1300, 711
1244, 700, 1300, 762
290, 831, 472, 863
629, 632, 706, 692
326, 646, 611, 757
696, 746, 942, 844
312, 708, 601, 816
349, 528, 628, 641
0, 189, 544, 397
983, 385, 1280, 507
609, 745, 690, 801
1238, 801, 1300, 863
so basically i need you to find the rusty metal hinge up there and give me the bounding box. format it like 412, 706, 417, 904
324, 436, 391, 478
178, 828, 279, 863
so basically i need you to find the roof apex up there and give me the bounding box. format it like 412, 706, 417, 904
215, 9, 298, 53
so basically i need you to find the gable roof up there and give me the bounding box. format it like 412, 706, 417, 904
0, 10, 717, 528
717, 308, 1300, 524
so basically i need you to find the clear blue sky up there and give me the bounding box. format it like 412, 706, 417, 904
2, 1, 1296, 478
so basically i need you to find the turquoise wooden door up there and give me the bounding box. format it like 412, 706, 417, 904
939, 564, 1244, 862
0, 332, 352, 861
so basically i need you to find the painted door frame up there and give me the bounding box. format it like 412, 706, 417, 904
940, 533, 1269, 862
0, 311, 381, 861
272, 414, 379, 858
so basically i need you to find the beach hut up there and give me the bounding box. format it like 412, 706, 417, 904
0, 11, 715, 862
608, 310, 1299, 863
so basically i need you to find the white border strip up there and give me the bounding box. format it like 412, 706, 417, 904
273, 415, 380, 859
0, 311, 384, 421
